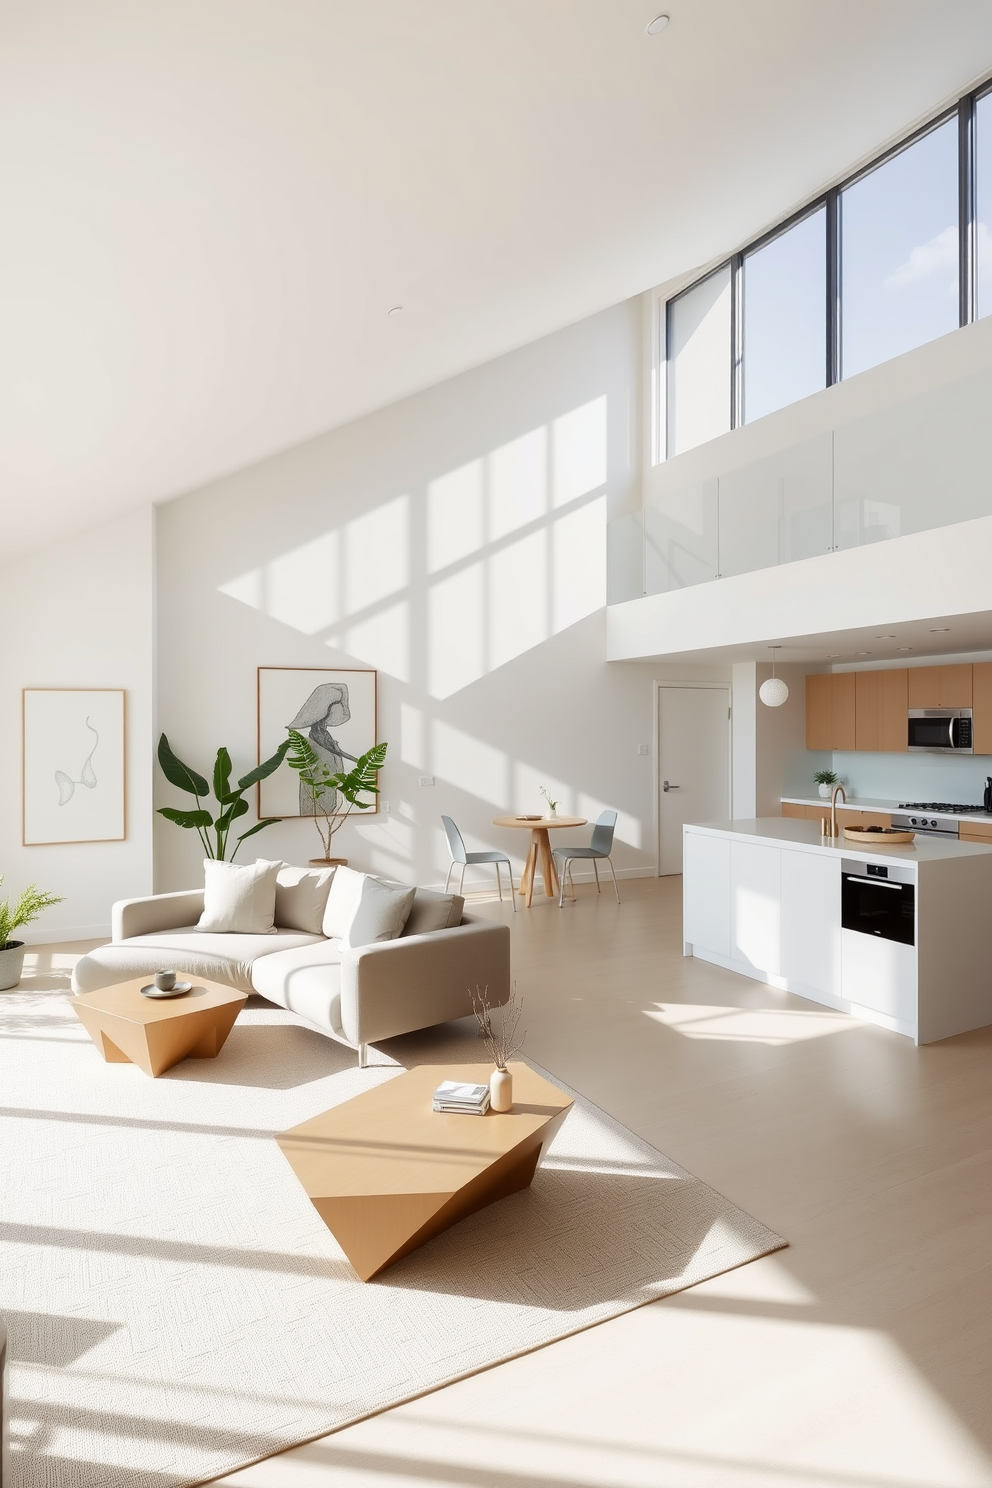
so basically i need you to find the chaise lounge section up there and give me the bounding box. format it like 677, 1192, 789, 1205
72, 875, 511, 1067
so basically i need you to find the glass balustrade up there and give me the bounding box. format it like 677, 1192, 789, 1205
607, 368, 992, 605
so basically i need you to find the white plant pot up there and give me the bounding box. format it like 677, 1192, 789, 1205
818, 784, 833, 798
543, 808, 557, 819
0, 941, 26, 990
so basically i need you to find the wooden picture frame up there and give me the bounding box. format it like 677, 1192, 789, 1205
22, 688, 126, 845
257, 667, 378, 819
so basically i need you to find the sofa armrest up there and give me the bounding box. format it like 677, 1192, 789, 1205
339, 915, 511, 1048
113, 889, 205, 942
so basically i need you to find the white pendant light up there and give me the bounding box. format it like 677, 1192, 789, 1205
759, 646, 789, 707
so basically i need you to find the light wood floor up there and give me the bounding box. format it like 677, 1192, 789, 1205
33, 877, 992, 1487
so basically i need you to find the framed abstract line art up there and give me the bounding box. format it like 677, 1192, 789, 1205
23, 689, 126, 845
257, 667, 377, 819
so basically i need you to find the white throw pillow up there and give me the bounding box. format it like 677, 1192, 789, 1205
197, 858, 282, 934
321, 865, 368, 940
343, 876, 416, 950
274, 864, 336, 935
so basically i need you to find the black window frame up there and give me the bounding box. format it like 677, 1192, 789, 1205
663, 77, 991, 459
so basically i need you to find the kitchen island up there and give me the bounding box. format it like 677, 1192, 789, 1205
683, 817, 992, 1044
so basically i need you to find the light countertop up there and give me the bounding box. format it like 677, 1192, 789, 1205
686, 816, 992, 865
782, 795, 992, 823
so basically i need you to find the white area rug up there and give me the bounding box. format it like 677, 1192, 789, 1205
1, 989, 786, 1487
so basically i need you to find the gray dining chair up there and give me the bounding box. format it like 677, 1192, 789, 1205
552, 810, 620, 908
441, 816, 516, 910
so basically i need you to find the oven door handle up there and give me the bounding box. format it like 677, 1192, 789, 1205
844, 876, 904, 889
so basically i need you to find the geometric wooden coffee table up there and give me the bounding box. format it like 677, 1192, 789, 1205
71, 976, 248, 1078
276, 1061, 572, 1280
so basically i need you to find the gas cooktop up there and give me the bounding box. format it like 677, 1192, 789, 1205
898, 801, 987, 813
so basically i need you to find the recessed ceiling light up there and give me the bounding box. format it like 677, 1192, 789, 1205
855, 651, 871, 656
827, 653, 841, 658
646, 14, 670, 34
875, 635, 896, 640
897, 647, 913, 651
928, 626, 950, 632
387, 305, 403, 318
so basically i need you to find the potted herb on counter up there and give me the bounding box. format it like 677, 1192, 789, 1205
814, 768, 839, 799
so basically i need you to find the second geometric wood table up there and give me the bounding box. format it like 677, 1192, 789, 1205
71, 977, 247, 1078
492, 816, 587, 907
276, 1062, 572, 1280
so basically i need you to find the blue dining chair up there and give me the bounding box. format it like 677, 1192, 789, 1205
552, 810, 620, 908
441, 816, 516, 911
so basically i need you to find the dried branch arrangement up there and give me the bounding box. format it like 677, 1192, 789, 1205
470, 982, 525, 1071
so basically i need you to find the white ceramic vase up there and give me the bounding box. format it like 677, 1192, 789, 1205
544, 807, 557, 819
818, 783, 832, 798
490, 1066, 512, 1113
0, 941, 26, 991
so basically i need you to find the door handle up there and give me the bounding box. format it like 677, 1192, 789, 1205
663, 781, 681, 792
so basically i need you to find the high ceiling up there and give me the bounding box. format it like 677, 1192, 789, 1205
4, 1, 992, 563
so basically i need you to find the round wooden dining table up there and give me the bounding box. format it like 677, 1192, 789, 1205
492, 816, 587, 908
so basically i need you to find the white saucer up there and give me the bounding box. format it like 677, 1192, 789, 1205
139, 982, 193, 998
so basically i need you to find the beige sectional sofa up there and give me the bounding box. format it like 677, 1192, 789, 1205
71, 873, 511, 1067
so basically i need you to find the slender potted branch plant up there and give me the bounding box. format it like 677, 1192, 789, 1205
0, 878, 65, 990
157, 734, 291, 860
470, 982, 525, 1112
285, 731, 387, 866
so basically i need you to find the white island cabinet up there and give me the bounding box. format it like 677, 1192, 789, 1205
683, 818, 992, 1044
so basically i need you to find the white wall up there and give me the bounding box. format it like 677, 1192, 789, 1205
0, 508, 155, 940
156, 301, 697, 890
732, 663, 824, 818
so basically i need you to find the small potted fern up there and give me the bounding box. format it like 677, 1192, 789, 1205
0, 879, 65, 990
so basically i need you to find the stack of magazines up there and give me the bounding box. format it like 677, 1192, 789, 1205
432, 1079, 491, 1115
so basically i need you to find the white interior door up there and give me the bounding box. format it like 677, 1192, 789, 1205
658, 686, 731, 875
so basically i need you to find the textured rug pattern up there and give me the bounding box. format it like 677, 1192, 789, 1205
1, 990, 786, 1487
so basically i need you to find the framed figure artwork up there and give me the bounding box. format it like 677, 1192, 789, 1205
23, 689, 126, 845
257, 668, 377, 819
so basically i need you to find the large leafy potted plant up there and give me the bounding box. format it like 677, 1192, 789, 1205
285, 731, 387, 865
157, 734, 291, 860
0, 879, 65, 990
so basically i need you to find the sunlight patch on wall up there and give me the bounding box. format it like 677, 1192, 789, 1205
428, 460, 483, 573
432, 719, 508, 809
553, 497, 606, 630
553, 396, 607, 506
489, 528, 547, 672
340, 599, 410, 682
400, 704, 425, 770
489, 426, 547, 540
344, 495, 409, 612
645, 1003, 860, 1045
428, 565, 485, 699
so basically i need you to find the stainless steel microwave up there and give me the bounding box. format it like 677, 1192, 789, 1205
907, 708, 973, 754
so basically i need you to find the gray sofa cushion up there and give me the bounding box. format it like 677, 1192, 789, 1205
402, 887, 465, 936
71, 928, 323, 995
275, 864, 336, 934
249, 941, 346, 1041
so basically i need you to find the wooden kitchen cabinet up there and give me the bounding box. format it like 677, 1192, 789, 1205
806, 673, 856, 751
973, 663, 992, 755
855, 669, 908, 752
907, 663, 973, 708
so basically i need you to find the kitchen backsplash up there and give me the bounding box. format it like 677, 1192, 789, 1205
809, 752, 992, 803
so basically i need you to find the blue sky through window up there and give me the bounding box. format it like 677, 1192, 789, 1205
743, 207, 826, 423
841, 117, 958, 378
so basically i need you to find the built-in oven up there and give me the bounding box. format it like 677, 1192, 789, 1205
841, 860, 915, 946
907, 708, 973, 754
